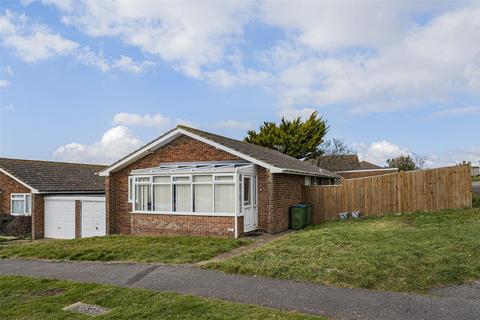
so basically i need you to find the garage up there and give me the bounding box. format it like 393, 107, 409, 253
81, 199, 106, 238
44, 198, 76, 239
44, 196, 106, 239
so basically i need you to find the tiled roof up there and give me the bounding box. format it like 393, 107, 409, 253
308, 154, 360, 172
0, 158, 106, 193
104, 125, 337, 178
359, 160, 383, 170
177, 126, 337, 178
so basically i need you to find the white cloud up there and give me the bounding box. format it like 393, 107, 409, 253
111, 56, 155, 74
259, 2, 480, 113
355, 140, 412, 167
0, 80, 9, 88
0, 10, 79, 63
113, 112, 171, 127
77, 48, 154, 73
215, 120, 254, 130
53, 125, 143, 163
50, 1, 255, 82
434, 106, 480, 116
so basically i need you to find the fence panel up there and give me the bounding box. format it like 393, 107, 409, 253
304, 164, 472, 223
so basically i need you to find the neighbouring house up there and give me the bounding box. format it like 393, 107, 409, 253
0, 158, 106, 239
99, 125, 337, 238
308, 154, 398, 179
471, 165, 479, 177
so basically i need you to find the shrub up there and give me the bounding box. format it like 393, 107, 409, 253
4, 216, 31, 238
0, 214, 15, 234
473, 192, 480, 208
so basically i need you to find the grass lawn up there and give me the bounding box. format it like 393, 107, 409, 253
207, 208, 480, 293
0, 276, 323, 320
0, 235, 251, 264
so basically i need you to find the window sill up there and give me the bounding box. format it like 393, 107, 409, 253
10, 213, 31, 217
130, 211, 236, 217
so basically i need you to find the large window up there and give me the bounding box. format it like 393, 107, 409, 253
11, 194, 31, 216
130, 174, 235, 214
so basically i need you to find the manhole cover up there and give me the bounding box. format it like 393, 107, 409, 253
63, 302, 110, 316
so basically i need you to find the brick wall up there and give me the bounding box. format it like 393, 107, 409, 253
268, 173, 305, 233
257, 167, 270, 231
0, 171, 30, 214
109, 135, 241, 236
31, 194, 44, 239
131, 214, 236, 237
75, 200, 81, 238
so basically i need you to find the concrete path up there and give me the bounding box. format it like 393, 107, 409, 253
1, 259, 480, 320
196, 231, 293, 266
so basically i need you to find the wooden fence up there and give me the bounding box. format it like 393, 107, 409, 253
303, 164, 472, 224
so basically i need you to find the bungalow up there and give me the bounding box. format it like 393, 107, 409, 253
0, 158, 106, 239
100, 125, 337, 238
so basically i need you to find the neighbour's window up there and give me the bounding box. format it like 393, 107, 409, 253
129, 174, 235, 214
11, 194, 31, 216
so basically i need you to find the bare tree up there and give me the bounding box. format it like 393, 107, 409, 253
320, 138, 356, 156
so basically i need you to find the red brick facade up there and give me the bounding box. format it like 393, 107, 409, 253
0, 171, 30, 215
31, 194, 44, 239
131, 214, 237, 237
75, 200, 82, 239
107, 135, 242, 237
106, 135, 309, 237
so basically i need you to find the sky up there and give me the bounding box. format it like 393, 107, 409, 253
0, 0, 478, 168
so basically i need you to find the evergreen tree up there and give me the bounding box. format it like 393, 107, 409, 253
244, 111, 328, 159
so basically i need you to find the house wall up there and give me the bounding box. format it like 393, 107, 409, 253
107, 135, 243, 237
0, 171, 31, 215
269, 173, 305, 233
31, 194, 44, 239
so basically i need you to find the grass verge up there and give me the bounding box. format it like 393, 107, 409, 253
0, 235, 251, 264
207, 208, 480, 292
0, 275, 323, 320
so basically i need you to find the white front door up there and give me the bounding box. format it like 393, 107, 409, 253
44, 198, 76, 239
81, 201, 106, 238
242, 174, 258, 232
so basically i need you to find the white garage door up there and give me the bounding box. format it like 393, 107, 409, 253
44, 198, 76, 239
81, 200, 106, 238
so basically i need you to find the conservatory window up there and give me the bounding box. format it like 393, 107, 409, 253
129, 174, 236, 214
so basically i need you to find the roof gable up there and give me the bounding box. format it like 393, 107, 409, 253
100, 125, 337, 178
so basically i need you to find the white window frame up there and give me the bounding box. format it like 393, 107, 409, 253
129, 173, 236, 216
10, 193, 32, 216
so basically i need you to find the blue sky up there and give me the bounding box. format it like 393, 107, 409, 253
0, 1, 478, 167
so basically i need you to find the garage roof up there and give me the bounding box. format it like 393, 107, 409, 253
0, 158, 106, 193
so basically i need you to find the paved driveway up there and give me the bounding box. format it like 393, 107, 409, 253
0, 259, 479, 320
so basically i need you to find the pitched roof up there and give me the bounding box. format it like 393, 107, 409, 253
101, 125, 337, 178
0, 158, 106, 193
359, 160, 383, 170
308, 154, 360, 172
